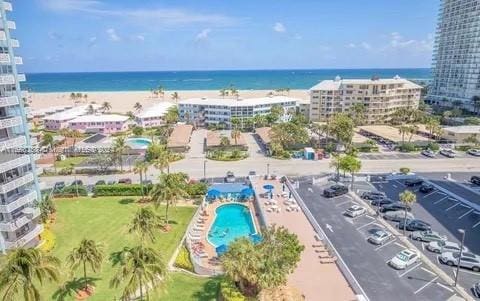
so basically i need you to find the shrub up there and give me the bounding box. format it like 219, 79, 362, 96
455, 144, 471, 151
425, 142, 440, 151
399, 167, 410, 175
218, 279, 246, 301
132, 126, 144, 136
93, 184, 152, 196
397, 142, 417, 152
174, 245, 194, 272
54, 185, 88, 197
39, 227, 56, 252
464, 117, 480, 125
185, 182, 208, 197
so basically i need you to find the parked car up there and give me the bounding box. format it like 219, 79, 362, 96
225, 171, 235, 183
405, 178, 423, 187
467, 149, 480, 157
323, 185, 348, 198
419, 183, 435, 193
421, 149, 436, 158
388, 249, 420, 270
473, 282, 480, 298
71, 180, 83, 186
118, 178, 132, 184
410, 230, 447, 242
345, 205, 366, 218
440, 149, 456, 158
383, 210, 414, 222
54, 181, 65, 190
95, 180, 106, 186
371, 198, 394, 207
248, 171, 256, 176
397, 219, 431, 231
426, 240, 468, 254
361, 191, 386, 200
439, 252, 480, 272
380, 202, 411, 213
471, 176, 480, 186
368, 229, 393, 245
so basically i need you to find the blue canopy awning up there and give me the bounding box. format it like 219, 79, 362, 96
241, 187, 254, 197
263, 184, 274, 190
206, 189, 221, 198
216, 244, 228, 256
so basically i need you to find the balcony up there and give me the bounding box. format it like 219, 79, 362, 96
10, 39, 18, 47
0, 172, 34, 194
14, 56, 22, 64
0, 31, 5, 41
17, 74, 25, 82
6, 21, 15, 30
3, 2, 12, 12
0, 95, 18, 107
0, 154, 30, 174
0, 53, 9, 64
0, 190, 37, 213
0, 208, 40, 232
0, 115, 22, 129
0, 74, 14, 85
5, 224, 43, 249
0, 135, 25, 152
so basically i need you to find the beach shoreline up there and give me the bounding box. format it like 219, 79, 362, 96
28, 90, 310, 114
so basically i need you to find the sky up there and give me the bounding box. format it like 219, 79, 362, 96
12, 0, 439, 73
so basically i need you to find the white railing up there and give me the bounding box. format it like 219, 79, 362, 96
14, 56, 22, 64
0, 116, 22, 129
9, 39, 18, 47
5, 224, 43, 249
0, 172, 34, 194
0, 154, 30, 174
0, 74, 14, 85
0, 135, 25, 152
17, 74, 25, 82
0, 53, 9, 63
0, 95, 18, 107
0, 31, 5, 41
0, 208, 40, 232
6, 21, 15, 30
3, 2, 12, 12
0, 190, 37, 213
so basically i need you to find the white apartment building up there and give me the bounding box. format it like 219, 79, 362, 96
428, 0, 480, 111
309, 76, 422, 123
178, 96, 297, 128
0, 1, 43, 252
135, 102, 176, 128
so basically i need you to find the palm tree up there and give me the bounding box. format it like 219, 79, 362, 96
157, 86, 165, 99
153, 149, 171, 174
113, 137, 128, 172
86, 104, 95, 115
150, 173, 189, 228
59, 128, 70, 143
231, 130, 241, 145
0, 248, 60, 301
110, 246, 167, 301
70, 92, 77, 104
126, 111, 135, 121
134, 161, 149, 198
134, 102, 143, 113
69, 129, 82, 151
171, 92, 179, 103
101, 101, 112, 113
329, 153, 342, 181
67, 239, 104, 291
219, 88, 228, 98
42, 133, 57, 173
399, 190, 417, 235
83, 94, 88, 103
128, 207, 162, 242
398, 125, 410, 144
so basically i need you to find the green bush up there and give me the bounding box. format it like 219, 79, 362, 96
93, 184, 152, 196
174, 245, 194, 272
399, 167, 411, 175
455, 145, 471, 151
132, 126, 144, 136
54, 185, 88, 197
425, 142, 440, 151
397, 142, 417, 152
185, 182, 208, 197
218, 279, 246, 301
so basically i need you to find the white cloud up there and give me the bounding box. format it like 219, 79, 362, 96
273, 22, 286, 33
136, 35, 145, 41
41, 0, 101, 11
347, 43, 356, 48
88, 36, 97, 47
360, 42, 371, 50
384, 32, 433, 53
48, 31, 63, 40
195, 29, 211, 42
106, 28, 120, 41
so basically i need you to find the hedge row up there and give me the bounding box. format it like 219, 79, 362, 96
93, 184, 152, 196
173, 245, 194, 272
53, 185, 88, 197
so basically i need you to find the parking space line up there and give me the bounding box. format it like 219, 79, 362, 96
356, 220, 376, 230
436, 282, 454, 293
445, 202, 459, 211
473, 220, 480, 229
335, 200, 353, 207
458, 209, 474, 220
433, 196, 449, 204
421, 267, 436, 276
399, 262, 422, 277
457, 268, 480, 276
363, 215, 375, 220
394, 180, 404, 187
374, 238, 396, 251
394, 242, 406, 249
423, 190, 438, 198
414, 276, 438, 294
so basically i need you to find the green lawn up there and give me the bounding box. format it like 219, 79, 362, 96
54, 157, 86, 169
40, 196, 213, 300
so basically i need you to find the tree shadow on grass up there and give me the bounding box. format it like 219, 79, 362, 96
52, 277, 100, 301
118, 198, 135, 205
192, 276, 222, 301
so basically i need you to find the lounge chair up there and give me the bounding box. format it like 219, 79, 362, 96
320, 256, 337, 264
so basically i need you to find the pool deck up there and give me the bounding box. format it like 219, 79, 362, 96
251, 177, 356, 301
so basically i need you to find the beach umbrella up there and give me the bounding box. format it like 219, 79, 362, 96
263, 184, 274, 191
241, 187, 254, 198
215, 244, 228, 256
207, 189, 221, 199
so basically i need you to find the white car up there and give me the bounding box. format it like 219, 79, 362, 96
389, 249, 420, 270
440, 149, 456, 158
467, 149, 480, 157
345, 205, 366, 217
421, 149, 435, 158
426, 241, 468, 254
368, 229, 392, 245
439, 252, 480, 272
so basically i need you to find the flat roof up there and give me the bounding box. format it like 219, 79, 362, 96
358, 125, 430, 143
136, 102, 176, 119
206, 130, 246, 147
167, 124, 193, 148
43, 105, 100, 122
352, 131, 369, 144
69, 114, 129, 123
179, 96, 298, 107
443, 125, 480, 134
310, 76, 422, 91
255, 127, 272, 144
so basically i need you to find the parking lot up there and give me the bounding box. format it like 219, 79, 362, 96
294, 178, 458, 301
368, 176, 480, 299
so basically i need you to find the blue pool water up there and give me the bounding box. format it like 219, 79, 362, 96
208, 204, 257, 247
126, 138, 152, 150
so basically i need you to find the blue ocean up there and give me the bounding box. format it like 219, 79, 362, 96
23, 69, 431, 92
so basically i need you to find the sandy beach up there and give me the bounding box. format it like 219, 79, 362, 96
28, 90, 309, 114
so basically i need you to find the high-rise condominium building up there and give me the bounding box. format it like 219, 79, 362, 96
0, 1, 43, 252
309, 76, 422, 123
428, 0, 480, 110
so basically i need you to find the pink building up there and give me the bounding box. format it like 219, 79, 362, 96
68, 114, 130, 134
43, 105, 98, 131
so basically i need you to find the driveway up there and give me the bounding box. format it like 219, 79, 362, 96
187, 129, 206, 159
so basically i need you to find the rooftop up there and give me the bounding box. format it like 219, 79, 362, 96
136, 102, 176, 119
206, 130, 247, 147
358, 125, 430, 143
443, 125, 480, 134
167, 124, 193, 148
43, 105, 99, 122
179, 96, 298, 107
255, 127, 272, 144
69, 114, 129, 123
310, 76, 423, 91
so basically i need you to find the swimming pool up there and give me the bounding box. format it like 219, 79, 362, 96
126, 137, 152, 150
207, 203, 257, 247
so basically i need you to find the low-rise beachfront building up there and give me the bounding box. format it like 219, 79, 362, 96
167, 124, 193, 152
206, 130, 247, 151
178, 96, 297, 128
43, 105, 98, 131
135, 102, 176, 128
68, 114, 130, 134
441, 125, 480, 144
254, 127, 272, 155
309, 76, 422, 124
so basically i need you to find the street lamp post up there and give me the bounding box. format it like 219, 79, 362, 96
266, 163, 270, 176
454, 229, 466, 287
203, 160, 207, 182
